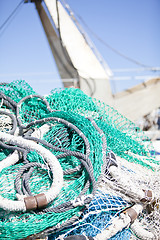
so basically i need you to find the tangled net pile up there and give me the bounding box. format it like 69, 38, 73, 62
0, 80, 159, 240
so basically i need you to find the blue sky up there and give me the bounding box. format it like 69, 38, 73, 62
0, 0, 160, 95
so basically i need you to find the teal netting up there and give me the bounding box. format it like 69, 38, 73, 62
0, 80, 159, 240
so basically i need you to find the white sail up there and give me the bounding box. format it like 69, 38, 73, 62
34, 0, 160, 122
35, 1, 78, 84
43, 0, 113, 103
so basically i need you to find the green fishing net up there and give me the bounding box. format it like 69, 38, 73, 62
0, 80, 158, 240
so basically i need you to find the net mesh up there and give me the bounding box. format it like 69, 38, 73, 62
0, 80, 159, 240
49, 191, 132, 240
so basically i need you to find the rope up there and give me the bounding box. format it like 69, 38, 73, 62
0, 132, 63, 211
0, 0, 24, 34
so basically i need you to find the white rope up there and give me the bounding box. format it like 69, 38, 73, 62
0, 132, 63, 211
95, 204, 143, 240
31, 124, 51, 139
0, 124, 51, 172
130, 219, 155, 240
95, 212, 130, 240
0, 150, 19, 171
101, 159, 158, 239
0, 195, 26, 211
108, 165, 154, 203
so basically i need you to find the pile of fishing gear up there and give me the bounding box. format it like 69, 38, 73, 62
0, 80, 159, 240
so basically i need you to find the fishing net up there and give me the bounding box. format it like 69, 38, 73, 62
49, 191, 132, 240
0, 80, 159, 240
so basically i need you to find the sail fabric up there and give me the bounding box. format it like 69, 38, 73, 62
35, 1, 78, 80
43, 0, 113, 101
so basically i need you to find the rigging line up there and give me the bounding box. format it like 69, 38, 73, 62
112, 67, 160, 73
0, 0, 24, 35
77, 15, 153, 69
